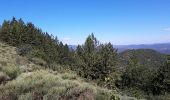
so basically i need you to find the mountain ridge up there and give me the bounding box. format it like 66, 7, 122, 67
69, 43, 170, 54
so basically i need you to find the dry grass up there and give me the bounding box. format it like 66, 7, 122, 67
0, 43, 17, 65
0, 43, 43, 75
0, 70, 120, 100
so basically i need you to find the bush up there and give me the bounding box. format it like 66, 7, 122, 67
29, 57, 47, 66
60, 72, 77, 80
29, 49, 47, 61
95, 89, 118, 100
2, 65, 21, 79
18, 93, 32, 100
17, 44, 32, 56
48, 63, 65, 71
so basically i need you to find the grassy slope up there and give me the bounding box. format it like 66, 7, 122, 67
0, 70, 121, 100
0, 42, 124, 100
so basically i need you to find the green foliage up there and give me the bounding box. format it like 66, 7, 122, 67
152, 55, 170, 95
116, 56, 156, 97
74, 34, 118, 88
117, 54, 170, 98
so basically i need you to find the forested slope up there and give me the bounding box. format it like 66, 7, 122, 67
0, 42, 121, 100
117, 49, 166, 69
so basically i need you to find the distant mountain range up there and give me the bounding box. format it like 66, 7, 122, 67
69, 43, 170, 54
113, 43, 170, 54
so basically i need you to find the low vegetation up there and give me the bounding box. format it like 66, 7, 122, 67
0, 70, 119, 100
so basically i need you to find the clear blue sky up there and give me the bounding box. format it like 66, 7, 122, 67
0, 0, 170, 45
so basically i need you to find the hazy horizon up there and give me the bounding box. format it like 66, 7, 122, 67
68, 42, 170, 46
0, 0, 170, 45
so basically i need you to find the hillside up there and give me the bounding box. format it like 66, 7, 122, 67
117, 49, 166, 69
0, 42, 123, 100
1, 18, 170, 100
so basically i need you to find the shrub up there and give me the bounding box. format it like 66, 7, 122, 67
18, 93, 32, 100
2, 65, 21, 79
29, 57, 47, 66
95, 89, 119, 100
48, 63, 64, 71
17, 44, 32, 56
60, 72, 77, 80
29, 49, 47, 61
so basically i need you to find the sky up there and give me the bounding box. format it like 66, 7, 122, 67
0, 0, 170, 45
